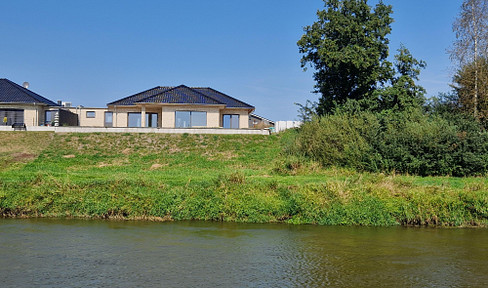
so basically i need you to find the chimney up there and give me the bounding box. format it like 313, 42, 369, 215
22, 82, 29, 89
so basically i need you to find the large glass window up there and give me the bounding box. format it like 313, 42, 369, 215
175, 111, 190, 128
128, 112, 141, 127
175, 111, 207, 128
191, 111, 207, 127
145, 113, 158, 128
1, 109, 24, 126
45, 110, 57, 126
104, 112, 113, 127
223, 114, 239, 129
86, 111, 96, 118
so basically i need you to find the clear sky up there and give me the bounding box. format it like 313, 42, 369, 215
0, 0, 462, 121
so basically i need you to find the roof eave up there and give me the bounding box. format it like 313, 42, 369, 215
0, 101, 55, 106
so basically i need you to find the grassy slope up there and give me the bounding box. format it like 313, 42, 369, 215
0, 131, 487, 226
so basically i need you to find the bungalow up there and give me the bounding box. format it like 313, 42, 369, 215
0, 78, 78, 127
2, 79, 260, 130
69, 85, 255, 129
1, 78, 60, 126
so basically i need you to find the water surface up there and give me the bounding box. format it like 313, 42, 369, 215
1, 219, 487, 287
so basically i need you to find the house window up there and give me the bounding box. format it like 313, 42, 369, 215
223, 114, 239, 129
128, 112, 141, 127
104, 112, 113, 127
86, 111, 96, 118
1, 109, 24, 126
191, 111, 206, 127
175, 111, 207, 128
146, 113, 158, 128
45, 110, 57, 126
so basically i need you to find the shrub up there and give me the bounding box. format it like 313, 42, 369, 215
289, 111, 488, 176
292, 113, 376, 170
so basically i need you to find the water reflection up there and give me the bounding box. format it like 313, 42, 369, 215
0, 219, 487, 287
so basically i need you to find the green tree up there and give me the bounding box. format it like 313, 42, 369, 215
450, 0, 488, 118
376, 45, 426, 112
295, 100, 318, 122
452, 57, 488, 122
297, 0, 393, 116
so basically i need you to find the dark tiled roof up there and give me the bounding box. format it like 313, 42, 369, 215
107, 86, 172, 105
194, 87, 254, 109
108, 85, 254, 109
0, 78, 58, 106
139, 85, 222, 105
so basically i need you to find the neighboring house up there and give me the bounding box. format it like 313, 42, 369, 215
0, 78, 78, 127
0, 78, 64, 126
2, 80, 257, 130
249, 113, 274, 129
98, 85, 255, 129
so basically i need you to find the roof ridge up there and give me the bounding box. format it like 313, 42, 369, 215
138, 85, 225, 105
136, 85, 183, 102
107, 86, 173, 105
184, 85, 226, 105
136, 86, 175, 103
107, 86, 157, 105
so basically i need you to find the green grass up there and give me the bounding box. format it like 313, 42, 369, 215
0, 131, 487, 226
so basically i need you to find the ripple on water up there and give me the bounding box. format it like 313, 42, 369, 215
0, 219, 487, 287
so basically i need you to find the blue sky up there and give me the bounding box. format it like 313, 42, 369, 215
1, 0, 461, 121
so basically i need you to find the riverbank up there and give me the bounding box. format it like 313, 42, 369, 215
1, 132, 487, 226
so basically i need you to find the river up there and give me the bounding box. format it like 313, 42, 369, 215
1, 219, 487, 287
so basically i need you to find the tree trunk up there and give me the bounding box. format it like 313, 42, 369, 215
472, 1, 479, 117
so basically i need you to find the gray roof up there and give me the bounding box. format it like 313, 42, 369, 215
0, 78, 58, 106
250, 113, 274, 124
138, 85, 222, 105
108, 85, 254, 109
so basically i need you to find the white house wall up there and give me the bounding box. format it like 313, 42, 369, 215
67, 107, 107, 127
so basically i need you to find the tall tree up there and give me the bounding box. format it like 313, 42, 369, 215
450, 0, 488, 118
297, 0, 394, 116
452, 57, 488, 121
377, 45, 426, 112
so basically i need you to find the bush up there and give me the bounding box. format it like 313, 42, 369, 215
290, 111, 488, 176
289, 113, 377, 170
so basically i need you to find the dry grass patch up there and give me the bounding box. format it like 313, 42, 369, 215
149, 163, 168, 170
0, 132, 55, 169
0, 132, 54, 154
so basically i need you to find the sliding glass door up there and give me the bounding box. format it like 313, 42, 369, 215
223, 114, 239, 129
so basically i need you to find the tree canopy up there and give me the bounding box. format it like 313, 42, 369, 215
297, 0, 394, 115
291, 0, 488, 178
450, 0, 488, 118
452, 57, 488, 122
376, 45, 426, 112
